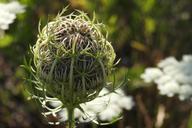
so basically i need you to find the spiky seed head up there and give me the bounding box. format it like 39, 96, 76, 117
32, 9, 116, 107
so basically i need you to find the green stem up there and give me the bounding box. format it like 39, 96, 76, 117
67, 107, 75, 128
67, 34, 77, 128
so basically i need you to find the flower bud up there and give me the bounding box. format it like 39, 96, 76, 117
32, 10, 116, 107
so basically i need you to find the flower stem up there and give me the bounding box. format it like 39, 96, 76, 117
67, 107, 75, 128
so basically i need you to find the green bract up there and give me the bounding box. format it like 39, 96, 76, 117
32, 9, 116, 108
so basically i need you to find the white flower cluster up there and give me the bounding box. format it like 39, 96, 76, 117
0, 1, 25, 37
141, 55, 192, 100
50, 88, 134, 124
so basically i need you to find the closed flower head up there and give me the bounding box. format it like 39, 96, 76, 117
32, 8, 116, 108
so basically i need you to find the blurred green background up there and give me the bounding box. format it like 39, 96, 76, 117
0, 0, 192, 128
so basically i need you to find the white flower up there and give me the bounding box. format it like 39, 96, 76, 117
141, 55, 192, 100
158, 80, 180, 97
182, 55, 192, 62
157, 57, 179, 68
49, 88, 134, 123
0, 1, 25, 37
58, 108, 68, 122
80, 88, 134, 122
0, 10, 16, 30
154, 75, 172, 85
162, 65, 180, 76
175, 74, 192, 85
118, 96, 134, 110
179, 85, 192, 100
99, 104, 122, 121
0, 1, 25, 14
140, 68, 163, 83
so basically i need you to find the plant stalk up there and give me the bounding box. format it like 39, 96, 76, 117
67, 107, 75, 128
